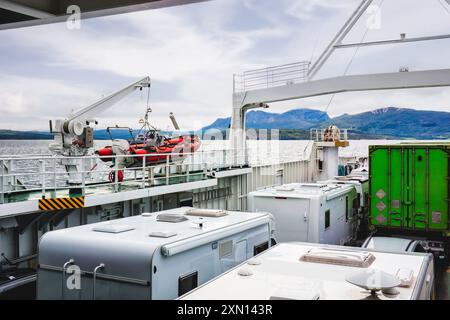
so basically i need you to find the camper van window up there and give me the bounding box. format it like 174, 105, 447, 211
178, 271, 198, 297
353, 197, 359, 217
356, 194, 361, 209
345, 196, 349, 222
254, 241, 269, 256
325, 210, 331, 229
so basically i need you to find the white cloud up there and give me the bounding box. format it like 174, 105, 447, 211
0, 0, 449, 131
286, 0, 354, 20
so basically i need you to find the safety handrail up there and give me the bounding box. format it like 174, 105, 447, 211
0, 149, 249, 203
234, 61, 310, 93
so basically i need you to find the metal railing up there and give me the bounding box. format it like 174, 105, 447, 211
233, 61, 311, 93
0, 149, 248, 204
310, 128, 349, 142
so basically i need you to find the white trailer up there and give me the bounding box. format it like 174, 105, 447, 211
37, 207, 274, 300
318, 175, 369, 209
248, 183, 359, 245
180, 242, 435, 300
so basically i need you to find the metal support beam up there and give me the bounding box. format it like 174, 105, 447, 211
37, 211, 57, 230
48, 209, 74, 228
239, 68, 450, 106
15, 212, 41, 234
334, 34, 450, 49
230, 68, 450, 162
307, 0, 374, 80
0, 0, 211, 31
0, 0, 55, 18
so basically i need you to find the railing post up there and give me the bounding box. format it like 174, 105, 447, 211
8, 159, 15, 192
165, 155, 170, 185
39, 160, 46, 199
81, 157, 86, 196
114, 158, 119, 192
203, 153, 208, 180
0, 160, 4, 204
150, 166, 154, 186
53, 157, 57, 194
142, 155, 146, 188
184, 163, 189, 183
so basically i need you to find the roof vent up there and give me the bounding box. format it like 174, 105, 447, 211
237, 268, 253, 277
156, 214, 188, 223
396, 268, 414, 287
300, 248, 375, 268
149, 231, 178, 238
301, 183, 327, 188
93, 224, 135, 234
186, 208, 228, 217
275, 186, 295, 192
270, 288, 320, 300
247, 259, 262, 266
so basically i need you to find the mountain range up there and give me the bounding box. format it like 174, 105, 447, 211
1, 107, 450, 140
202, 107, 450, 140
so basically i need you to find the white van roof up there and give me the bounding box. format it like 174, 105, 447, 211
180, 242, 432, 300
38, 207, 271, 276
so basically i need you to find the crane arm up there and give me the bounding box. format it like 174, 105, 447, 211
68, 76, 151, 122
169, 112, 180, 130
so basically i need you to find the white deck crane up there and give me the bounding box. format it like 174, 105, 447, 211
48, 76, 151, 184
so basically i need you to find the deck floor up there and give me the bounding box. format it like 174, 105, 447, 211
436, 263, 450, 300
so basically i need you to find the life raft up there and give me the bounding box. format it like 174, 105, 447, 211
97, 135, 201, 165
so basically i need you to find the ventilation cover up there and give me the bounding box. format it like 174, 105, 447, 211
149, 231, 177, 238
219, 240, 233, 258
93, 224, 135, 234
300, 248, 375, 268
156, 214, 188, 223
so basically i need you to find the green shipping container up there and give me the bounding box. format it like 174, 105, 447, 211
369, 144, 449, 233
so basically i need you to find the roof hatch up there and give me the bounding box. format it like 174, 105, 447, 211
300, 248, 375, 268
156, 214, 188, 223
92, 224, 135, 234
149, 231, 178, 238
186, 208, 228, 217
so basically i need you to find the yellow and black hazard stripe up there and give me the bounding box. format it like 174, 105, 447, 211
39, 196, 85, 211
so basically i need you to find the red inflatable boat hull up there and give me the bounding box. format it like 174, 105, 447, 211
97, 135, 201, 165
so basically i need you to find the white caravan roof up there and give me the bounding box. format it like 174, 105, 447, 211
180, 242, 433, 300
38, 207, 271, 279
250, 183, 355, 200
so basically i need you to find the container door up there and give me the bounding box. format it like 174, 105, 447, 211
370, 148, 392, 228
371, 146, 449, 231
426, 148, 449, 230
410, 147, 448, 231
412, 148, 427, 230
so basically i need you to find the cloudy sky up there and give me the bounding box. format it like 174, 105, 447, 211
0, 0, 450, 131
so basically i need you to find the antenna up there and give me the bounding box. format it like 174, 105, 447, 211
169, 112, 180, 130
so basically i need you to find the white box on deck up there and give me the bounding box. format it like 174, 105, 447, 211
319, 173, 369, 208
248, 183, 359, 245
180, 242, 435, 300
